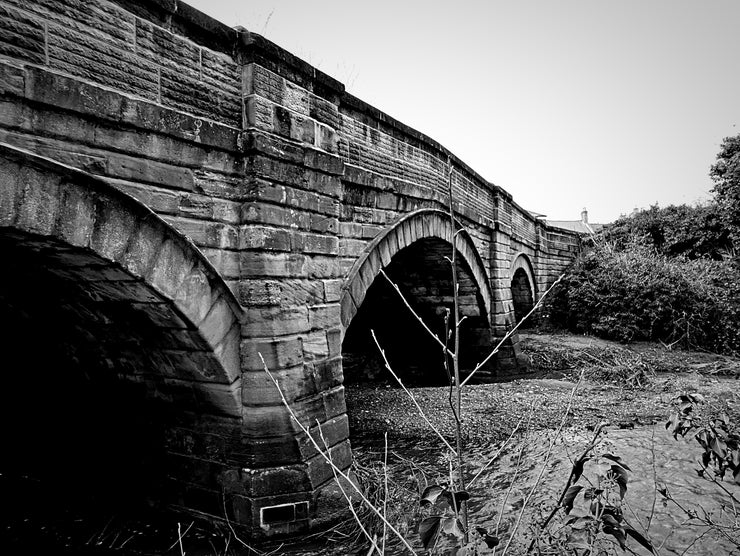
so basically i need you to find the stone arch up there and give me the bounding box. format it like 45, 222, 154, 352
340, 209, 493, 333
510, 253, 536, 325
0, 143, 243, 414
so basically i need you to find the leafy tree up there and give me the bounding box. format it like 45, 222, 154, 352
710, 133, 740, 250
603, 203, 732, 260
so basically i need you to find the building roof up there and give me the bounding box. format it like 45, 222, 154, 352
546, 220, 604, 234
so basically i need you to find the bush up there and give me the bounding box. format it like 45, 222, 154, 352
544, 242, 740, 355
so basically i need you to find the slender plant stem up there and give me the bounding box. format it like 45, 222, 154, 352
371, 330, 458, 455
260, 354, 417, 555
382, 432, 388, 555
379, 269, 454, 358
317, 425, 381, 555
460, 274, 564, 387
467, 416, 523, 489
447, 158, 469, 540
501, 372, 583, 555
526, 419, 607, 552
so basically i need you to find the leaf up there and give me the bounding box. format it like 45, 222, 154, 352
475, 527, 499, 549
572, 455, 591, 483
689, 393, 705, 403
420, 485, 445, 506
583, 487, 604, 500
566, 528, 592, 550
442, 490, 471, 508
419, 516, 442, 550
604, 525, 627, 549
710, 436, 728, 459
441, 517, 464, 538
602, 504, 624, 522
602, 453, 632, 471
609, 465, 629, 499
562, 485, 584, 514
570, 515, 597, 530
625, 526, 654, 553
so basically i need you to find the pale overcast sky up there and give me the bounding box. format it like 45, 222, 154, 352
188, 0, 740, 223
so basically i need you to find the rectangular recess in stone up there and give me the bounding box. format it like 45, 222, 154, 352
260, 502, 308, 526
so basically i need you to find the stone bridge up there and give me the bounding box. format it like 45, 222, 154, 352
0, 0, 580, 538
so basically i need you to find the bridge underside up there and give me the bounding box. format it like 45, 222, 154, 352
343, 237, 492, 385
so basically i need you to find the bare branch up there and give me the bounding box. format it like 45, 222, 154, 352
370, 330, 458, 456
260, 353, 417, 555
379, 269, 454, 358
460, 274, 564, 387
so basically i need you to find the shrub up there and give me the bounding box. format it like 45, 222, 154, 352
544, 242, 740, 355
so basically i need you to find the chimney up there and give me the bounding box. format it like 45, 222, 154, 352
581, 207, 588, 224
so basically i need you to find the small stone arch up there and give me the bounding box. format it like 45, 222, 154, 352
340, 208, 493, 334
0, 143, 243, 414
510, 253, 537, 325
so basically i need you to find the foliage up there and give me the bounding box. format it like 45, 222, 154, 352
664, 392, 740, 548
711, 133, 740, 247
666, 393, 740, 486
602, 203, 733, 260
544, 242, 740, 355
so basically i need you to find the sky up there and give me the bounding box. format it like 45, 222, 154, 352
188, 0, 740, 224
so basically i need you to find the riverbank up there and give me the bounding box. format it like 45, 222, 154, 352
334, 332, 740, 555
347, 332, 740, 447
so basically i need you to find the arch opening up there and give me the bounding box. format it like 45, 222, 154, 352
0, 235, 239, 548
342, 237, 492, 386
511, 267, 535, 326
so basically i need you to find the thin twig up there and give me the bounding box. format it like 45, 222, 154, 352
380, 269, 454, 357
467, 416, 524, 489
168, 521, 194, 553
461, 275, 564, 387
317, 423, 381, 555
502, 372, 584, 555
382, 432, 389, 555
261, 353, 417, 555
371, 330, 458, 456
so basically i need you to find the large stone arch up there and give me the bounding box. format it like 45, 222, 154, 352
0, 143, 245, 519
0, 143, 242, 393
339, 209, 495, 384
340, 209, 493, 333
510, 253, 537, 325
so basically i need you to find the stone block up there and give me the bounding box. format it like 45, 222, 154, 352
249, 465, 311, 498
16, 166, 61, 236
241, 364, 315, 405
238, 278, 282, 306
302, 331, 329, 361
322, 279, 341, 303
0, 60, 26, 97
148, 239, 194, 300
240, 225, 293, 251
312, 357, 344, 391
326, 328, 342, 358
241, 335, 304, 372
199, 294, 236, 347
121, 219, 165, 279
293, 232, 339, 255
296, 414, 349, 460
305, 439, 352, 488
197, 380, 243, 418
323, 386, 346, 419
307, 304, 341, 331
242, 305, 309, 337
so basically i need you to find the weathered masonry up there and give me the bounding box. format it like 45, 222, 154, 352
0, 0, 581, 537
